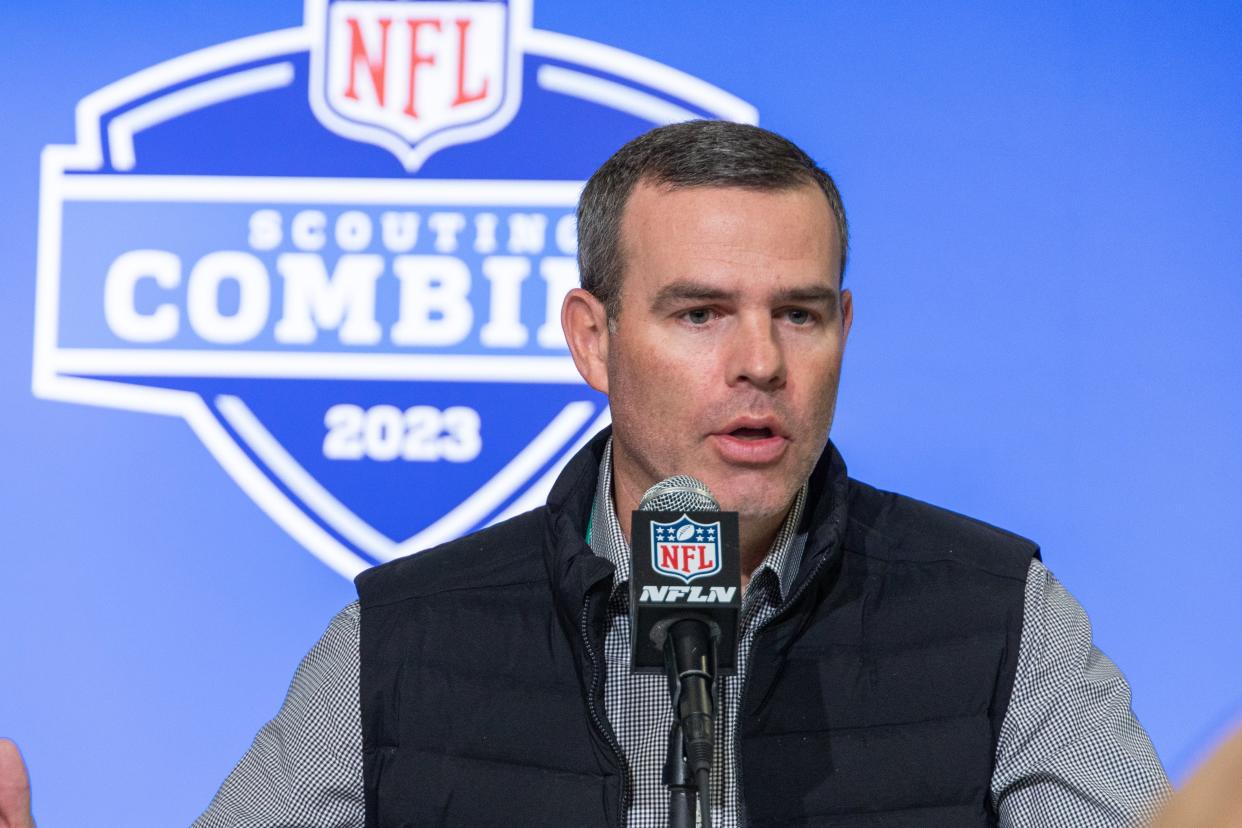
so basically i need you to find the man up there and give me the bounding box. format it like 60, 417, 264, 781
6, 121, 1172, 826
184, 120, 1169, 826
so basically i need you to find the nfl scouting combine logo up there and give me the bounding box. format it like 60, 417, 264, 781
32, 0, 756, 579
651, 515, 722, 583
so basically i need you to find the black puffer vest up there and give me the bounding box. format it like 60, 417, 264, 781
357, 430, 1036, 827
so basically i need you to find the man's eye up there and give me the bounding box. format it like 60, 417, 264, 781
784, 308, 814, 325
683, 308, 714, 325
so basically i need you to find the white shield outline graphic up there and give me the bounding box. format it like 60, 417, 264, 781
32, 10, 755, 580
306, 0, 531, 171
650, 515, 722, 584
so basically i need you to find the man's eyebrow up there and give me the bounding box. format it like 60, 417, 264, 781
649, 281, 734, 311
772, 285, 839, 305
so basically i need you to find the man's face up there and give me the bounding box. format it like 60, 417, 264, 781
589, 180, 852, 527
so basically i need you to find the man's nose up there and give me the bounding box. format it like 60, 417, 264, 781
728, 314, 786, 390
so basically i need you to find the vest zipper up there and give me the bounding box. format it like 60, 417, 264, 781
734, 546, 833, 828
580, 594, 630, 826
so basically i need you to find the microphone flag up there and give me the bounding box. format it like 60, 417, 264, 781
630, 508, 741, 674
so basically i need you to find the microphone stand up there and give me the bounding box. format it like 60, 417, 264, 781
664, 719, 697, 828
661, 617, 717, 828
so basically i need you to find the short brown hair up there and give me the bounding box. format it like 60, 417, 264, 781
577, 120, 849, 317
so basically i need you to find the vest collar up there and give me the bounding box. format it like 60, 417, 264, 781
542, 427, 851, 627
544, 427, 616, 636
790, 439, 850, 600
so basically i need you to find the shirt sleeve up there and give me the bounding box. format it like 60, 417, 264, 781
192, 602, 365, 828
992, 559, 1171, 826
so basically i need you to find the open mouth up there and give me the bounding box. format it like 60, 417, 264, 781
730, 426, 775, 440
715, 423, 788, 464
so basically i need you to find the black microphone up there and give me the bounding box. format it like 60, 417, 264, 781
630, 476, 740, 828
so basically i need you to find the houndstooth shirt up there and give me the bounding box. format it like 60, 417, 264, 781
195, 442, 1170, 826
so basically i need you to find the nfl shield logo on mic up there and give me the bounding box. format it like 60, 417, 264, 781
651, 516, 722, 583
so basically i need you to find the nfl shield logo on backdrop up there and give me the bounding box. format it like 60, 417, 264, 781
308, 0, 528, 170
651, 515, 722, 583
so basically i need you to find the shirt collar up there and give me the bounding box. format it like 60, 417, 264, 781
589, 437, 809, 603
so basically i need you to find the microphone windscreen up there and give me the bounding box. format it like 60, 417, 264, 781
637, 475, 719, 512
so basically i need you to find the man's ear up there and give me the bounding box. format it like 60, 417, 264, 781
561, 288, 610, 394
841, 287, 854, 340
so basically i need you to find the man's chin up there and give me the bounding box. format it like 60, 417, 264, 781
714, 482, 799, 522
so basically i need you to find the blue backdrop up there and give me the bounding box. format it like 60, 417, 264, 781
2, 2, 1240, 825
